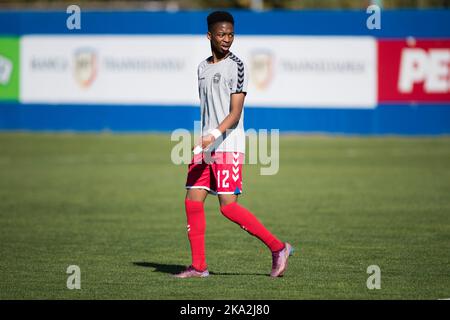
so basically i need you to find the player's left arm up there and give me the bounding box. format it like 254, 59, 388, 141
201, 93, 245, 149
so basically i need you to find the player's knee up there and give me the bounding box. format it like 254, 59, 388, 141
186, 188, 208, 202
185, 198, 204, 209
220, 202, 238, 219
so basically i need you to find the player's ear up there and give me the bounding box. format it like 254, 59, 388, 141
207, 31, 211, 41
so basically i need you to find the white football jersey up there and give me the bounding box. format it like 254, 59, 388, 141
197, 52, 248, 154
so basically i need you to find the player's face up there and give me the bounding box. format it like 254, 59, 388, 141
208, 22, 234, 55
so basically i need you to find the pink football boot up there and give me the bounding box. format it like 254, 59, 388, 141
270, 243, 293, 277
173, 266, 210, 278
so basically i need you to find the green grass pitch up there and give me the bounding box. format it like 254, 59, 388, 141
0, 133, 449, 299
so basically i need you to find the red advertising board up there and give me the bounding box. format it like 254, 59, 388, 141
378, 39, 450, 103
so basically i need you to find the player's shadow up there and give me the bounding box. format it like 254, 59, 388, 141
132, 262, 268, 277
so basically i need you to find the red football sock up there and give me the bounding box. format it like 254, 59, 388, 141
220, 202, 285, 252
184, 199, 207, 271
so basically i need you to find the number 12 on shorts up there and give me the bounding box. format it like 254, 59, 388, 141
217, 170, 229, 188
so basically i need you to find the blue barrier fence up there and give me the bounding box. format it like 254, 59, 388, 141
1, 9, 450, 135
1, 103, 450, 135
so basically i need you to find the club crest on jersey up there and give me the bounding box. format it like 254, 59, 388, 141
250, 50, 273, 90
213, 73, 221, 84
74, 48, 98, 88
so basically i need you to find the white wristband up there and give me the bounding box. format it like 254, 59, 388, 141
210, 128, 222, 139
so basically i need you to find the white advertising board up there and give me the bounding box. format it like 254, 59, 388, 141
21, 35, 376, 108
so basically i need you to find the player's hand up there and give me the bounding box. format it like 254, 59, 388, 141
192, 136, 203, 151
201, 134, 215, 151
191, 135, 215, 154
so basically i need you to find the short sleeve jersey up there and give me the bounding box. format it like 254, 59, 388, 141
197, 52, 248, 154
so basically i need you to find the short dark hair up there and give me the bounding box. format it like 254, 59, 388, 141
207, 11, 234, 31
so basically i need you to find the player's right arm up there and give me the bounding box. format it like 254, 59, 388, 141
193, 61, 206, 153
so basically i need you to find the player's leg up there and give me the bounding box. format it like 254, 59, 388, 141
179, 189, 209, 273
218, 193, 284, 253
213, 152, 284, 252
213, 151, 292, 277
175, 191, 209, 278
174, 159, 211, 278
218, 194, 292, 277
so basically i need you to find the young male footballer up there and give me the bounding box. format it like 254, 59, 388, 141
174, 11, 293, 278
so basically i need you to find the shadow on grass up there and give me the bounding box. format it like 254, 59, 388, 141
132, 262, 268, 277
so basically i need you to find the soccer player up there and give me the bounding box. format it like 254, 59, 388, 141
174, 11, 292, 278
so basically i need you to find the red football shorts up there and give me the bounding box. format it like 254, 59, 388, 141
185, 151, 244, 195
